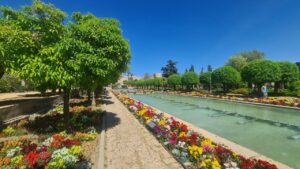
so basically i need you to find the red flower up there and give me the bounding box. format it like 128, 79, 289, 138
241, 159, 254, 169
63, 138, 81, 147
188, 132, 199, 145
21, 143, 37, 154
254, 160, 278, 169
50, 141, 62, 148
25, 151, 39, 166
52, 134, 64, 141
179, 123, 188, 133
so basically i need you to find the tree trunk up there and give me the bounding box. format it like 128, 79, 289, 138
223, 84, 226, 93
0, 71, 4, 80
274, 82, 280, 94
63, 88, 70, 132
87, 89, 91, 101
41, 89, 46, 96
0, 64, 4, 80
257, 84, 263, 96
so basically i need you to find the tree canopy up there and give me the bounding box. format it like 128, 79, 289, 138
241, 60, 281, 86
237, 50, 265, 62
225, 55, 247, 72
161, 60, 178, 78
0, 1, 131, 128
167, 74, 181, 90
277, 61, 299, 84
212, 66, 241, 92
181, 71, 199, 90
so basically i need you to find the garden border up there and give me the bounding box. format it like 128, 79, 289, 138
124, 95, 292, 169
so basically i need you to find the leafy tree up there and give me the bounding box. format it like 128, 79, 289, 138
207, 65, 213, 72
241, 60, 281, 92
161, 60, 178, 77
0, 2, 131, 128
296, 62, 300, 70
0, 1, 66, 94
274, 61, 299, 92
199, 71, 212, 90
181, 71, 199, 90
167, 74, 181, 90
211, 66, 241, 92
189, 65, 195, 72
225, 55, 247, 72
238, 50, 265, 62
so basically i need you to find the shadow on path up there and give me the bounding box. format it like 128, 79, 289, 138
104, 111, 121, 131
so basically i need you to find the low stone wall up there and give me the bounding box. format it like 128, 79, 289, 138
0, 95, 62, 121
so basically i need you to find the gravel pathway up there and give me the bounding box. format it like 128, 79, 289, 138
103, 91, 183, 169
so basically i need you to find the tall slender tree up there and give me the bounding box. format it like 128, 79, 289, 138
161, 60, 178, 77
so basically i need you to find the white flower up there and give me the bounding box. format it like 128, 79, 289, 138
42, 137, 54, 146
6, 146, 21, 157
178, 141, 186, 148
52, 147, 79, 164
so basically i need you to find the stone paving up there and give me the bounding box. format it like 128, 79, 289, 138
103, 91, 183, 169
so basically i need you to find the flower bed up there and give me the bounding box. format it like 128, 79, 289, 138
113, 91, 278, 169
138, 90, 300, 108
0, 131, 97, 168
0, 99, 101, 169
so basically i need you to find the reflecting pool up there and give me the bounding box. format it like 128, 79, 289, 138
130, 93, 300, 168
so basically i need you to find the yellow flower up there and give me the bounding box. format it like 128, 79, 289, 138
201, 161, 206, 167
3, 126, 16, 136
11, 155, 23, 165
158, 119, 166, 126
179, 132, 186, 138
188, 145, 203, 159
70, 146, 82, 155
201, 138, 215, 148
211, 158, 221, 169
138, 109, 147, 116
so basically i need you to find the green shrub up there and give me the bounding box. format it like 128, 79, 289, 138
230, 88, 251, 95
0, 74, 24, 92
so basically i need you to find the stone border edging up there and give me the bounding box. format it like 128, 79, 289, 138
128, 97, 292, 169
97, 112, 106, 169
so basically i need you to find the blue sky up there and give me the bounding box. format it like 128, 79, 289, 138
1, 0, 300, 76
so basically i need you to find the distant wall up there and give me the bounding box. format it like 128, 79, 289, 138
0, 95, 62, 120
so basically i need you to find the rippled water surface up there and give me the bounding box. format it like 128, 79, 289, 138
129, 93, 300, 168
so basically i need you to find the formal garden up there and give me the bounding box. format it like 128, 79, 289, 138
124, 55, 300, 108
0, 1, 299, 169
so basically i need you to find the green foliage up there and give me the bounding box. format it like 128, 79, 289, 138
199, 72, 212, 85
225, 55, 247, 72
167, 74, 181, 89
161, 60, 178, 78
237, 50, 265, 62
0, 74, 23, 92
189, 65, 195, 72
181, 72, 199, 86
289, 80, 300, 96
0, 2, 131, 127
230, 87, 251, 95
212, 66, 241, 92
277, 61, 299, 83
241, 60, 281, 85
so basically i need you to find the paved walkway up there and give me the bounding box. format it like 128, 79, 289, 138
103, 91, 182, 169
